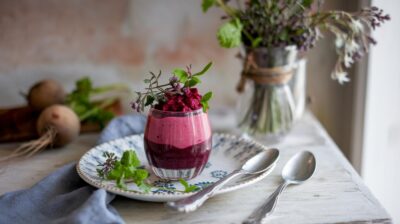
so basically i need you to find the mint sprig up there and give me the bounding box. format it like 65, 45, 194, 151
101, 150, 151, 192
132, 62, 213, 112
172, 62, 213, 88
97, 151, 208, 193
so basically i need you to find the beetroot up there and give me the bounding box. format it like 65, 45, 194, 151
27, 79, 66, 111
0, 105, 80, 163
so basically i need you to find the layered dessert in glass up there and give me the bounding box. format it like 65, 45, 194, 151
144, 108, 212, 180
131, 62, 214, 180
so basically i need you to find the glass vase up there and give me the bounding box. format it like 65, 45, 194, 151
144, 108, 212, 180
237, 46, 299, 142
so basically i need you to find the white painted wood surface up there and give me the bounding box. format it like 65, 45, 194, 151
0, 112, 392, 224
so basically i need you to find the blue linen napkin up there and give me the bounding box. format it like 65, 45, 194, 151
0, 114, 146, 224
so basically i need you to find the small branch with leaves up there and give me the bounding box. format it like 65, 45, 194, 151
202, 0, 390, 84
131, 62, 213, 113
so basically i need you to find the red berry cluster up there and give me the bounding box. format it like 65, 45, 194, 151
155, 88, 202, 112
131, 62, 212, 113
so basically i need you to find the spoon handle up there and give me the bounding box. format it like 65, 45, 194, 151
165, 169, 243, 213
243, 181, 289, 224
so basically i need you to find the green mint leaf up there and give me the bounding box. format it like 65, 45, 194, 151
179, 178, 199, 192
187, 185, 199, 192
188, 77, 201, 87
201, 101, 209, 112
187, 79, 199, 87
184, 80, 189, 87
201, 92, 212, 112
201, 91, 213, 102
133, 169, 149, 183
121, 150, 140, 167
137, 182, 151, 193
123, 166, 137, 178
191, 76, 201, 84
107, 161, 123, 180
202, 0, 216, 13
193, 62, 212, 76
173, 69, 188, 83
217, 18, 243, 48
145, 95, 155, 106
181, 76, 188, 84
179, 178, 189, 188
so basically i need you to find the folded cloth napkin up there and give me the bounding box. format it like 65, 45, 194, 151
0, 114, 146, 224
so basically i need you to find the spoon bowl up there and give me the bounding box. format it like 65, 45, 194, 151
242, 149, 280, 174
282, 150, 316, 184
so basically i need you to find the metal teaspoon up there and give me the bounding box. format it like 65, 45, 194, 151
165, 148, 280, 213
243, 151, 316, 224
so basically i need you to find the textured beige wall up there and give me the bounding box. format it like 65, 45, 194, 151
0, 0, 357, 158
0, 0, 241, 109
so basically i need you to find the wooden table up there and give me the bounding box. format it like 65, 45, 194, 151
0, 112, 392, 224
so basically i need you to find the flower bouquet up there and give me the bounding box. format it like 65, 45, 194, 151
202, 0, 389, 140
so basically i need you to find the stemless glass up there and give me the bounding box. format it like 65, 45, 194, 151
144, 108, 212, 180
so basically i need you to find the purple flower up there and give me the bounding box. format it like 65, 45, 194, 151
169, 76, 178, 85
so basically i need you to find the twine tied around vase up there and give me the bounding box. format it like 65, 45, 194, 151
237, 53, 296, 93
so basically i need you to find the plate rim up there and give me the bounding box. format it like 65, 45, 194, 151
76, 133, 276, 200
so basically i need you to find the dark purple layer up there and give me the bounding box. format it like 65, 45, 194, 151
144, 137, 212, 172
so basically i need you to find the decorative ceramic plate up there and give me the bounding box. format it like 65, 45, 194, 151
77, 133, 276, 202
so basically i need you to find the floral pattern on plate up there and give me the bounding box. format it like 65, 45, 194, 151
77, 133, 276, 202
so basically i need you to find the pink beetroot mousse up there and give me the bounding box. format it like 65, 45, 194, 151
144, 109, 212, 176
